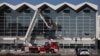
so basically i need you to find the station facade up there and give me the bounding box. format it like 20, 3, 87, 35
0, 2, 99, 49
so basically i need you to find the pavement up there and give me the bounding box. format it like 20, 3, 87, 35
0, 52, 100, 56
0, 49, 100, 56
58, 49, 76, 56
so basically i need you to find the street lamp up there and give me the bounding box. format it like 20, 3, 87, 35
95, 37, 98, 54
14, 39, 17, 51
75, 37, 78, 52
14, 37, 19, 51
90, 35, 98, 54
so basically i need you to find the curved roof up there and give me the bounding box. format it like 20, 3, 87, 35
55, 2, 76, 10
0, 2, 15, 10
35, 2, 55, 10
76, 2, 98, 10
15, 2, 35, 10
0, 2, 98, 11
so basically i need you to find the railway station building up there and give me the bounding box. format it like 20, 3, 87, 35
0, 2, 100, 49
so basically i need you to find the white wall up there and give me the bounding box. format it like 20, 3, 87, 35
98, 15, 100, 40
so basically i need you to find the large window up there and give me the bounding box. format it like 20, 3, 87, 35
0, 14, 31, 36
77, 16, 96, 37
55, 15, 96, 37
17, 16, 31, 36
0, 16, 12, 36
56, 16, 71, 37
83, 10, 90, 13
30, 7, 96, 39
24, 10, 31, 13
63, 10, 70, 13
44, 10, 50, 13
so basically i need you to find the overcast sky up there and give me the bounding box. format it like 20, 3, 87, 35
0, 0, 100, 14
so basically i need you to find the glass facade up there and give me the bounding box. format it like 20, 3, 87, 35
31, 6, 96, 39
0, 5, 96, 39
0, 4, 97, 50
0, 7, 34, 37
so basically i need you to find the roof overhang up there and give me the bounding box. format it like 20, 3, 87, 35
55, 2, 76, 10
76, 2, 98, 10
35, 2, 55, 10
15, 2, 35, 11
0, 2, 15, 10
0, 2, 98, 11
55, 2, 98, 11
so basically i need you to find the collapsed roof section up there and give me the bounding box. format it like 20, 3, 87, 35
0, 2, 98, 11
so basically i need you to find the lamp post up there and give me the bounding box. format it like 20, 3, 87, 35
75, 37, 78, 52
14, 39, 17, 51
14, 37, 19, 51
95, 37, 98, 54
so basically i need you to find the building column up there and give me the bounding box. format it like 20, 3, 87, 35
96, 12, 99, 39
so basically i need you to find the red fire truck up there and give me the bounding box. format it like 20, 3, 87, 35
20, 9, 59, 53
21, 40, 59, 53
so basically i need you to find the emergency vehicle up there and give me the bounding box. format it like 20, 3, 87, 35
20, 9, 59, 53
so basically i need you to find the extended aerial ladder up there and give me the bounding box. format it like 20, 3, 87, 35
23, 9, 52, 46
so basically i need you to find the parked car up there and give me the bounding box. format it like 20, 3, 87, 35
77, 48, 90, 56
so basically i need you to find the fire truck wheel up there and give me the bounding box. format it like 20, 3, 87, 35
21, 48, 24, 51
50, 49, 56, 53
30, 50, 40, 53
36, 50, 40, 53
46, 50, 50, 53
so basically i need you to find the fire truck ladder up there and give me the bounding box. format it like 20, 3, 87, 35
24, 9, 52, 46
